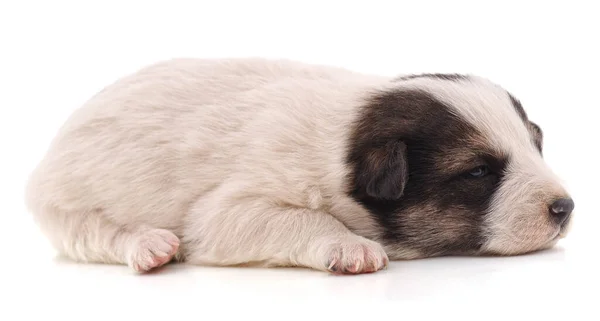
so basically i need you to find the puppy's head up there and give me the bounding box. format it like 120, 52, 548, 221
347, 74, 573, 259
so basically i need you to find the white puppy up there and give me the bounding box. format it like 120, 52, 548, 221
25, 58, 574, 274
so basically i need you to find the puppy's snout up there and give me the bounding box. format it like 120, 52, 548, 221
550, 198, 574, 226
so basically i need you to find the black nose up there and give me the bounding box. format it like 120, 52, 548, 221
550, 198, 574, 226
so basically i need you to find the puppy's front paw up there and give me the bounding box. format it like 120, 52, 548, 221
324, 236, 389, 275
128, 229, 180, 273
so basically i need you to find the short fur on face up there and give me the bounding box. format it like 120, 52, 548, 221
347, 74, 571, 259
24, 58, 573, 274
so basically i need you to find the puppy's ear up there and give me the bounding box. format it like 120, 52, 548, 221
356, 140, 409, 200
528, 121, 543, 153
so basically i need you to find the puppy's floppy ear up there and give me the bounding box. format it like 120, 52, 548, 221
356, 140, 409, 200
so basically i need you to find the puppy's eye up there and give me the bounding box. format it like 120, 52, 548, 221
468, 165, 490, 178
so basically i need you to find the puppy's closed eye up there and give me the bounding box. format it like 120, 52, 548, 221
464, 165, 491, 178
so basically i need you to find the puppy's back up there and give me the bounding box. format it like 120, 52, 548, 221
25, 58, 386, 232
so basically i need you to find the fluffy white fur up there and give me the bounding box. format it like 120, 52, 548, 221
26, 58, 393, 273
25, 58, 571, 273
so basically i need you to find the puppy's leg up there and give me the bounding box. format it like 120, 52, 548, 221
34, 207, 179, 273
183, 190, 389, 274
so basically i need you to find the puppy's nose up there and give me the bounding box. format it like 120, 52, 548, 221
550, 198, 574, 226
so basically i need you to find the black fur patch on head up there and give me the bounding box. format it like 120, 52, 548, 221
346, 88, 507, 258
508, 93, 528, 121
508, 93, 543, 153
394, 73, 469, 82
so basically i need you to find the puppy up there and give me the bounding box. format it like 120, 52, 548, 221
25, 58, 574, 274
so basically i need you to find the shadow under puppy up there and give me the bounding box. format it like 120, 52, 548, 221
25, 58, 574, 274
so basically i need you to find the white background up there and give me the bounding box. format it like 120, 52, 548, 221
1, 1, 598, 320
